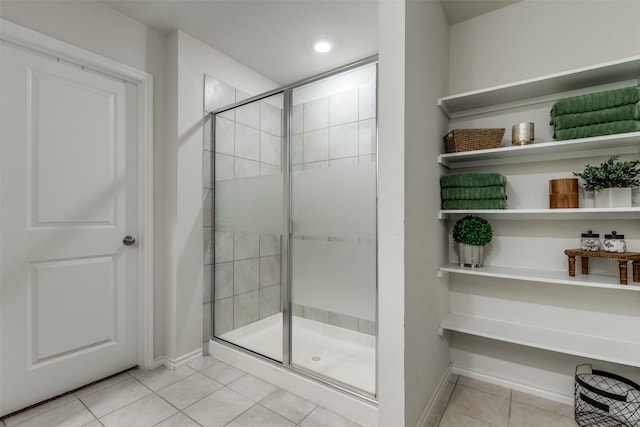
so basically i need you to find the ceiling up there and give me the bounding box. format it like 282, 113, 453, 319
103, 0, 519, 85
441, 0, 520, 25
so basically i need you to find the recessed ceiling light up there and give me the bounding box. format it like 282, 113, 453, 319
313, 40, 332, 53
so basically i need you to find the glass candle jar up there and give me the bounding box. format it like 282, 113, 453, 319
580, 230, 601, 251
603, 231, 626, 253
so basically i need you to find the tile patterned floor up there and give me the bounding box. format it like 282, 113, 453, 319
437, 376, 578, 427
0, 356, 364, 427
0, 357, 578, 427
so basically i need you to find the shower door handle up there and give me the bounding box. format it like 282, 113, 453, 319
123, 235, 136, 246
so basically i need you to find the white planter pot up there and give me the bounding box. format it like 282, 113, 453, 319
458, 243, 485, 268
594, 187, 632, 208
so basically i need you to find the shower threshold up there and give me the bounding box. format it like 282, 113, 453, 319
219, 312, 375, 394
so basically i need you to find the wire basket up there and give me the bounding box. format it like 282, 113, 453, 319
443, 128, 505, 153
575, 364, 640, 427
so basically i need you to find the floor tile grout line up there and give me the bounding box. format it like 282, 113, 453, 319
455, 381, 511, 400
91, 387, 154, 422
130, 366, 198, 393
153, 364, 247, 425
92, 383, 196, 427
177, 409, 205, 427
84, 370, 195, 422
511, 397, 577, 421
178, 383, 226, 412
256, 401, 307, 426
188, 375, 289, 426
258, 398, 318, 426
221, 400, 258, 427
152, 370, 228, 417
295, 405, 317, 427
76, 394, 100, 425
443, 407, 503, 427
203, 371, 357, 427
148, 388, 188, 426
0, 368, 135, 425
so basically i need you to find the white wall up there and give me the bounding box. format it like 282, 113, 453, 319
377, 1, 406, 425
447, 0, 640, 402
0, 0, 169, 359
0, 2, 279, 366
449, 0, 640, 94
2, 3, 456, 424
163, 30, 278, 361
403, 1, 451, 426
378, 3, 452, 425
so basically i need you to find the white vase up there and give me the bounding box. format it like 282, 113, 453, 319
594, 187, 632, 208
458, 243, 484, 268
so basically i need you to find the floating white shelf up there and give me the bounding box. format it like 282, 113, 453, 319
438, 207, 640, 220
438, 56, 640, 370
438, 56, 640, 119
440, 313, 640, 368
440, 263, 640, 292
438, 132, 640, 169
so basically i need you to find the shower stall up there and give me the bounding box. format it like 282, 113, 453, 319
209, 58, 377, 397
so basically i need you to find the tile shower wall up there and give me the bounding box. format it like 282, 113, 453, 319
292, 86, 376, 170
204, 76, 283, 341
291, 83, 377, 335
204, 76, 376, 344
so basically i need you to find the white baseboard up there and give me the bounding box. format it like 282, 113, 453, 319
150, 357, 165, 369
153, 348, 203, 370
415, 366, 454, 427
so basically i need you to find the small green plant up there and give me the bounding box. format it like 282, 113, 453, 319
453, 215, 493, 246
573, 155, 640, 192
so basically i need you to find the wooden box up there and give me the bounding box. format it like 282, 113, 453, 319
549, 178, 579, 209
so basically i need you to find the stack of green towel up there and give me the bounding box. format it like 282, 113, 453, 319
440, 173, 507, 209
550, 86, 640, 140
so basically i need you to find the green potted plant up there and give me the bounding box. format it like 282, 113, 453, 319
573, 155, 640, 208
453, 215, 493, 268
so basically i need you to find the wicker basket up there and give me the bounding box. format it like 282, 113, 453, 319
574, 364, 640, 427
444, 128, 505, 153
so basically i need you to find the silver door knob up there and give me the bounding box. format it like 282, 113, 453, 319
123, 235, 136, 246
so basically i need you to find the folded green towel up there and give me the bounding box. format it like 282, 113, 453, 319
554, 120, 640, 140
550, 87, 640, 117
442, 199, 507, 210
551, 104, 640, 129
440, 173, 507, 188
441, 186, 506, 201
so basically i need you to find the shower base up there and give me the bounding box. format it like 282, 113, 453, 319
219, 313, 375, 394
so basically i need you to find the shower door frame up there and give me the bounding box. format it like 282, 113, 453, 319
209, 55, 379, 401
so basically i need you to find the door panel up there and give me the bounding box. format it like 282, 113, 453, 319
289, 64, 377, 395
212, 93, 285, 362
31, 256, 117, 362
30, 68, 120, 226
1, 43, 138, 416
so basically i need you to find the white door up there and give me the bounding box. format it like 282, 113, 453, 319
0, 42, 139, 416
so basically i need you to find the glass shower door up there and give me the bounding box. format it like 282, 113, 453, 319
213, 93, 285, 362
289, 64, 377, 394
